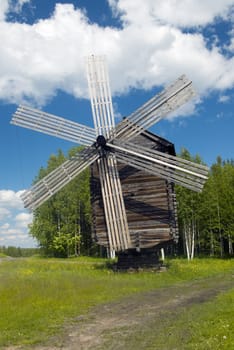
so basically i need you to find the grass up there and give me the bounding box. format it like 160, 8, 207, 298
0, 257, 233, 347
121, 287, 234, 350
175, 289, 234, 350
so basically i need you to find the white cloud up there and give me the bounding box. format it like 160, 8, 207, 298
219, 94, 231, 103
12, 0, 30, 13
0, 0, 30, 21
0, 223, 10, 230
0, 1, 233, 111
0, 207, 11, 220
0, 189, 34, 247
109, 0, 234, 28
167, 98, 199, 120
0, 189, 24, 208
0, 0, 9, 21
15, 212, 32, 228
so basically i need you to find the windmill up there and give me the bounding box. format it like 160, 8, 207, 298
11, 55, 208, 263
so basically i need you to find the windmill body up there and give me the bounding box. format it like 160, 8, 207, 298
11, 55, 209, 261
91, 131, 178, 250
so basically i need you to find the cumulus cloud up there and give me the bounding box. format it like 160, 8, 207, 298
0, 189, 24, 208
0, 189, 34, 247
109, 0, 234, 28
0, 207, 11, 220
15, 212, 32, 228
0, 0, 9, 21
0, 0, 233, 110
0, 0, 30, 20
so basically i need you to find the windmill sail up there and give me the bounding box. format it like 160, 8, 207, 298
86, 55, 115, 138
109, 140, 208, 192
86, 55, 131, 250
113, 75, 195, 142
11, 105, 96, 146
21, 147, 99, 210
98, 155, 131, 251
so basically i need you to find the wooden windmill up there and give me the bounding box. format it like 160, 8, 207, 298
11, 55, 208, 266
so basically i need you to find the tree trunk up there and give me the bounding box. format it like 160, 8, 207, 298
217, 203, 223, 257
161, 248, 165, 262
228, 234, 233, 256
183, 220, 195, 261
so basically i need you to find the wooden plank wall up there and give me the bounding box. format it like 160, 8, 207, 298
90, 131, 178, 250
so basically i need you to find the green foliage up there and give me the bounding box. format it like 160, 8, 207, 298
52, 233, 81, 258
29, 146, 93, 257
0, 246, 39, 257
176, 150, 234, 257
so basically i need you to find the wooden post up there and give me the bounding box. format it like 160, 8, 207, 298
161, 248, 165, 261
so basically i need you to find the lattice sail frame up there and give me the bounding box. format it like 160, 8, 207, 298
86, 56, 131, 251
11, 55, 209, 252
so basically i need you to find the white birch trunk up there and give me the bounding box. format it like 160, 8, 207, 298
161, 248, 165, 261
184, 220, 195, 261
107, 249, 116, 259
228, 234, 233, 255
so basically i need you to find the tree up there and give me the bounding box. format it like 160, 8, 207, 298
176, 149, 206, 259
29, 147, 93, 257
176, 153, 234, 258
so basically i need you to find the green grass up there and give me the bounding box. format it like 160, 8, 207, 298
122, 287, 234, 350
0, 257, 233, 347
175, 289, 234, 350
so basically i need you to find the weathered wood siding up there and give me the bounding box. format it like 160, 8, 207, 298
90, 131, 178, 250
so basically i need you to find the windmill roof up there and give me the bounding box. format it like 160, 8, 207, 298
136, 129, 176, 156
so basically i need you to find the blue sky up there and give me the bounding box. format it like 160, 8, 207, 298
0, 0, 233, 247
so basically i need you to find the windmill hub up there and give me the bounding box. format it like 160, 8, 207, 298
96, 135, 107, 148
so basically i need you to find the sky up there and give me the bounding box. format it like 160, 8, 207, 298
0, 0, 233, 248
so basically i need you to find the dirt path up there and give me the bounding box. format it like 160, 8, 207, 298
5, 273, 234, 350
40, 273, 234, 350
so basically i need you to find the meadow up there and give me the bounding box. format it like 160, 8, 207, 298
0, 257, 233, 348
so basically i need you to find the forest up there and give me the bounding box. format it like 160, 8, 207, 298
27, 146, 234, 259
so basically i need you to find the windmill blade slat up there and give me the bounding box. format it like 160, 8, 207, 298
108, 141, 208, 182
98, 154, 131, 251
21, 147, 99, 210
113, 75, 195, 141
86, 56, 115, 138
110, 141, 207, 192
108, 155, 131, 250
112, 140, 209, 177
113, 145, 207, 191
21, 148, 97, 197
11, 105, 96, 146
116, 152, 204, 191
115, 151, 205, 192
98, 158, 119, 251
